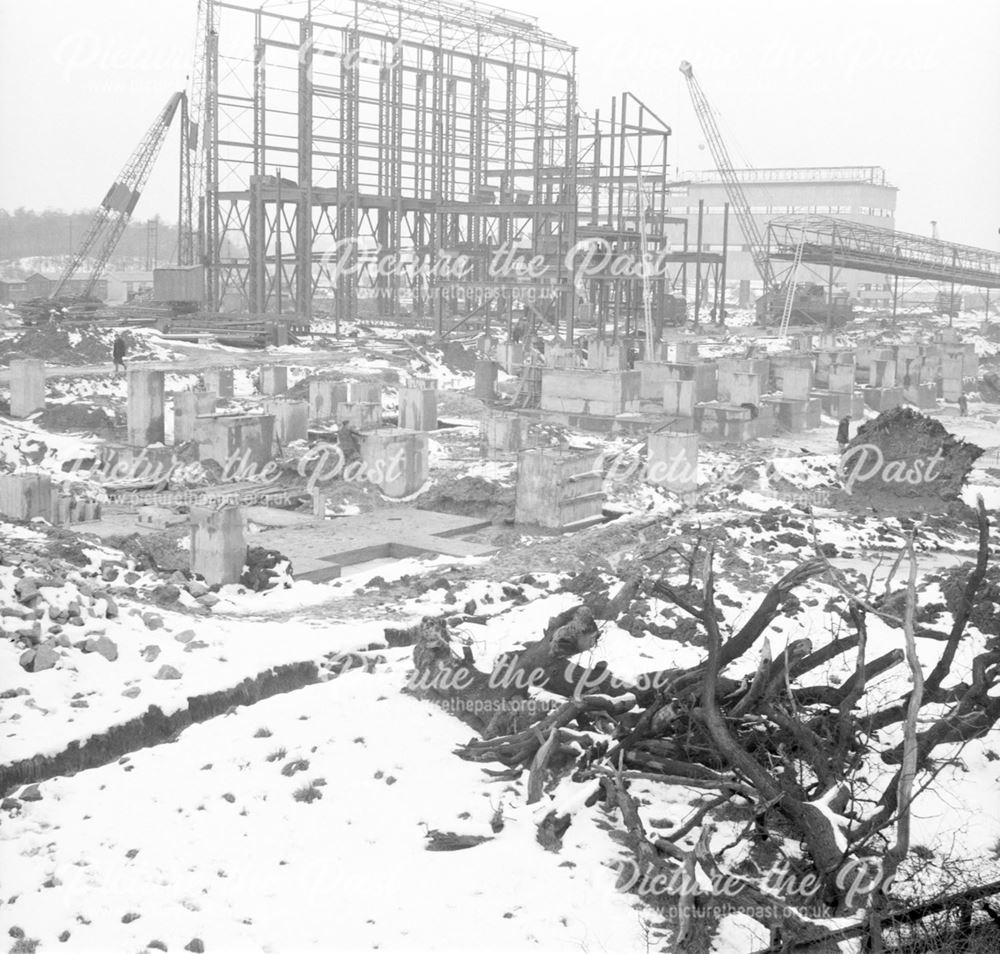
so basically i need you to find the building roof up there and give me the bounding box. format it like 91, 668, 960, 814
684, 166, 895, 188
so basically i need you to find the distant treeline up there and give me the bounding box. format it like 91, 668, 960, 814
0, 208, 180, 268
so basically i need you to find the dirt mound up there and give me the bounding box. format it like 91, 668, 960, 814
37, 403, 115, 431
845, 407, 983, 499
0, 324, 112, 366
417, 474, 514, 522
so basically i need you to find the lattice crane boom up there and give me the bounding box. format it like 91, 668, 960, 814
51, 91, 185, 300
679, 60, 776, 293
179, 0, 212, 266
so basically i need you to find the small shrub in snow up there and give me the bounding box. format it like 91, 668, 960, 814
293, 784, 323, 804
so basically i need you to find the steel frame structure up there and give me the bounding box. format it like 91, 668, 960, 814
202, 0, 579, 335
195, 0, 681, 342
766, 216, 1000, 290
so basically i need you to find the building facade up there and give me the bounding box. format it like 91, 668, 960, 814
666, 166, 898, 301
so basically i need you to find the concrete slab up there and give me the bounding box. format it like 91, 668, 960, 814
256, 508, 496, 582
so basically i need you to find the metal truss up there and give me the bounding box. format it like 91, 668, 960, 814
766, 216, 1000, 290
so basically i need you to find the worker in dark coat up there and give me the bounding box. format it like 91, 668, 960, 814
112, 334, 127, 374
958, 393, 968, 416
836, 416, 850, 453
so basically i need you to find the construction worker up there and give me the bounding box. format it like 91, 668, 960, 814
837, 416, 851, 453
112, 333, 127, 374
337, 419, 361, 464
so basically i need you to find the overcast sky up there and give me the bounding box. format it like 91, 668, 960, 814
1, 0, 997, 248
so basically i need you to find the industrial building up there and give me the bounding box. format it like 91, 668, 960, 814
667, 166, 898, 302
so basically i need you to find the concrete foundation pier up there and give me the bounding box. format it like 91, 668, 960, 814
360, 428, 429, 498
540, 369, 641, 416
195, 413, 275, 471
262, 397, 309, 446
398, 386, 438, 430
474, 359, 499, 401
0, 472, 52, 521
481, 411, 522, 453
498, 343, 523, 373
309, 378, 348, 422
662, 379, 696, 417
694, 404, 757, 442
759, 397, 822, 432
261, 366, 288, 395
717, 370, 762, 406
862, 387, 905, 412
638, 361, 718, 403
827, 366, 856, 394
349, 381, 383, 405
904, 384, 938, 409
127, 368, 166, 446
587, 339, 627, 371
9, 358, 46, 419
647, 432, 698, 493
190, 504, 246, 585
514, 447, 605, 530
203, 369, 235, 398
779, 366, 813, 400
174, 391, 218, 444
337, 401, 382, 431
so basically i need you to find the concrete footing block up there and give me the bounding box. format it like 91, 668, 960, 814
647, 432, 698, 493
174, 391, 218, 444
309, 379, 348, 422
190, 504, 246, 586
261, 366, 288, 395
360, 428, 429, 498
514, 447, 605, 529
203, 369, 235, 398
9, 358, 46, 418
0, 472, 52, 521
126, 368, 166, 446
398, 387, 438, 430
480, 411, 522, 453
262, 398, 309, 446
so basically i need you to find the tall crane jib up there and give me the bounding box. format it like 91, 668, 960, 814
50, 92, 186, 302
679, 61, 777, 299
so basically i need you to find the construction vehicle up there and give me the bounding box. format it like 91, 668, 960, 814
50, 92, 186, 302
755, 283, 852, 326
679, 61, 845, 329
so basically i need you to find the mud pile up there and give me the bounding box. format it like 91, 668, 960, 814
844, 407, 982, 499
